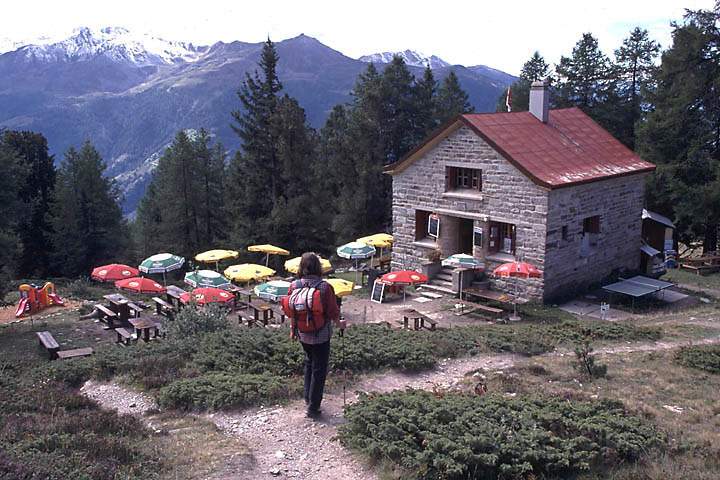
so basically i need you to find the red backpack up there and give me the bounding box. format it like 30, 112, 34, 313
281, 279, 326, 333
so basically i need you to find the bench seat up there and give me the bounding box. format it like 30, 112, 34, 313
57, 347, 94, 359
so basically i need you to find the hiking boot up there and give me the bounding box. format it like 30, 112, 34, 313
305, 408, 322, 419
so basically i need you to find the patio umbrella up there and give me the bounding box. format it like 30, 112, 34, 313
442, 254, 485, 310
337, 241, 376, 285
184, 269, 232, 289
254, 280, 291, 302
380, 270, 428, 303
492, 261, 542, 321
284, 256, 333, 275
180, 287, 235, 306
91, 264, 139, 282
195, 249, 239, 270
357, 233, 393, 267
139, 253, 185, 284
224, 263, 276, 284
248, 244, 290, 266
326, 278, 354, 298
115, 277, 166, 294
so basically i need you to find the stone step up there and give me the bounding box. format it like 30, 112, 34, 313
435, 272, 453, 282
417, 290, 444, 299
421, 283, 457, 295
430, 278, 454, 288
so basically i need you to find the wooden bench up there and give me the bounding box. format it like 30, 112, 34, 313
152, 297, 176, 319
400, 309, 438, 331
93, 304, 118, 328
461, 301, 504, 319
115, 327, 135, 346
680, 263, 720, 275
36, 331, 60, 359
127, 302, 144, 317
57, 347, 94, 360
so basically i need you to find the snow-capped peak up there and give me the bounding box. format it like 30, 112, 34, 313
358, 49, 450, 69
12, 26, 206, 65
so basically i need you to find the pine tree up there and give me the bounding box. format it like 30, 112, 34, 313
381, 56, 419, 163
555, 33, 614, 109
496, 51, 550, 112
639, 3, 720, 252
435, 71, 472, 124
135, 130, 226, 259
1, 130, 55, 276
51, 142, 126, 277
414, 66, 439, 137
0, 135, 24, 294
613, 27, 660, 149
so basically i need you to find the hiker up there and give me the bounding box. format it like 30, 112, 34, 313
282, 252, 345, 418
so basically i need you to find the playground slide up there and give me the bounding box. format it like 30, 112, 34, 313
15, 298, 29, 317
47, 293, 65, 306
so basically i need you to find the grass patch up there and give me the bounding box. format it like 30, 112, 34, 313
663, 269, 720, 293
675, 344, 720, 374
340, 390, 663, 480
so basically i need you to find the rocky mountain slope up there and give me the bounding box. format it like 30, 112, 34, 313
0, 28, 516, 213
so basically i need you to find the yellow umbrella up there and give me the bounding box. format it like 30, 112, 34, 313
248, 244, 291, 266
284, 256, 333, 275
224, 263, 276, 283
326, 278, 354, 297
356, 233, 393, 248
195, 249, 239, 263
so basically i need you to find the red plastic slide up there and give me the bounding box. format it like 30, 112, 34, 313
15, 298, 29, 317
47, 293, 65, 306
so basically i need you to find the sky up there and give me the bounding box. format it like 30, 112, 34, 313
1, 0, 716, 74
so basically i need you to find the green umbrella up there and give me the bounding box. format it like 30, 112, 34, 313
139, 252, 185, 284
337, 241, 376, 285
184, 269, 232, 289
254, 280, 291, 302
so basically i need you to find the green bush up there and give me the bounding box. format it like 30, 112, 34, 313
675, 344, 720, 374
156, 373, 297, 410
170, 304, 230, 337
0, 366, 164, 479
574, 340, 608, 379
340, 390, 663, 480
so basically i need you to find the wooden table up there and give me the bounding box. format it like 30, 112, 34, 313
129, 316, 162, 342
104, 293, 131, 323
462, 287, 513, 304
165, 285, 186, 308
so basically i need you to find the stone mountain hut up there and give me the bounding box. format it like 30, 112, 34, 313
386, 80, 656, 301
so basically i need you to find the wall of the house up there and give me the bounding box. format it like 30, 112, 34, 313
543, 174, 648, 300
391, 126, 549, 300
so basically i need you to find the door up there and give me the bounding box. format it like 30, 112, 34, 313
458, 218, 474, 255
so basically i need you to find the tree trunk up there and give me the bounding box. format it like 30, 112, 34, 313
704, 223, 718, 253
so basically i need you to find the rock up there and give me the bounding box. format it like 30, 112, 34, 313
269, 467, 282, 476
275, 450, 285, 459
700, 297, 711, 304
129, 403, 136, 408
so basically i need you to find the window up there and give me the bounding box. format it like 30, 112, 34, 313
583, 216, 600, 234
489, 221, 516, 255
446, 167, 482, 192
581, 216, 600, 255
415, 210, 430, 241
561, 225, 569, 241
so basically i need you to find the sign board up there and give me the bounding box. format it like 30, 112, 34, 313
473, 226, 483, 247
428, 214, 440, 238
600, 302, 610, 321
370, 280, 386, 304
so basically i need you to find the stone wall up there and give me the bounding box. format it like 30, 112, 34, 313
543, 174, 648, 300
391, 126, 549, 300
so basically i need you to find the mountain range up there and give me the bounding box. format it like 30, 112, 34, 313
0, 27, 516, 214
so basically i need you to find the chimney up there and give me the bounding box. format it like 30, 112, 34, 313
529, 79, 549, 123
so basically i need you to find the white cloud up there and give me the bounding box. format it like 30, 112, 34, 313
0, 0, 715, 74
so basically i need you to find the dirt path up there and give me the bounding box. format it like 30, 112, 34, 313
81, 335, 720, 480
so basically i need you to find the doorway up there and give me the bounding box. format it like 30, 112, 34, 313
458, 218, 474, 255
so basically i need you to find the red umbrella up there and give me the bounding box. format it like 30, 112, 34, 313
491, 261, 542, 321
180, 287, 235, 305
492, 261, 542, 278
115, 277, 166, 294
380, 270, 429, 285
92, 264, 139, 282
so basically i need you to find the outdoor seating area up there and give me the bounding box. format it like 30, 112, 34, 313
36, 330, 94, 360
680, 252, 720, 275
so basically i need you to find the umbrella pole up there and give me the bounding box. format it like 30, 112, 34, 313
162, 271, 166, 286
265, 253, 269, 267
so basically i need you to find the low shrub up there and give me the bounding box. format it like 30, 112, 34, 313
574, 340, 607, 379
170, 304, 230, 337
156, 373, 297, 410
674, 344, 720, 374
340, 390, 664, 480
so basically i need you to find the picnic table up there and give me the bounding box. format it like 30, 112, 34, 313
399, 308, 437, 331
104, 293, 131, 323
462, 287, 513, 304
128, 315, 163, 342
165, 285, 186, 308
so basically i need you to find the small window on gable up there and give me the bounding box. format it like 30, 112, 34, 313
446, 167, 481, 192
583, 216, 601, 234
561, 225, 569, 241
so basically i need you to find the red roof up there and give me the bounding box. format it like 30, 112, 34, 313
389, 107, 655, 189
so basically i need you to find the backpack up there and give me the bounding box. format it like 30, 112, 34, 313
281, 279, 326, 333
